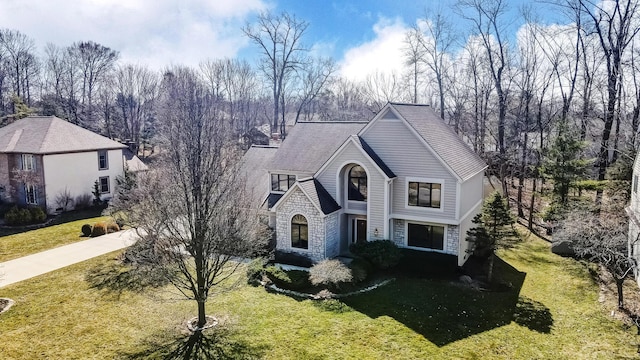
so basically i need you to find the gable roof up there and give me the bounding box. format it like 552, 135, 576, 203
269, 122, 367, 174
384, 103, 487, 181
0, 116, 126, 154
272, 177, 341, 216
240, 145, 279, 208
354, 136, 396, 178
123, 149, 149, 172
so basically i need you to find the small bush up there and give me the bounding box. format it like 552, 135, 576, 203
18, 208, 32, 224
4, 206, 20, 225
246, 258, 267, 283
286, 270, 311, 290
264, 265, 291, 288
309, 259, 353, 289
91, 222, 107, 237
75, 193, 93, 210
106, 222, 120, 233
81, 224, 93, 237
349, 258, 373, 283
349, 240, 402, 270
264, 265, 311, 290
274, 250, 313, 267
29, 207, 46, 223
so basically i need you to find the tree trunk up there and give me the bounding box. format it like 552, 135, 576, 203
528, 178, 536, 230
197, 299, 207, 329
616, 278, 625, 309
487, 251, 495, 283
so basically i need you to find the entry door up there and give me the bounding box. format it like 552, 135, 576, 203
351, 218, 367, 244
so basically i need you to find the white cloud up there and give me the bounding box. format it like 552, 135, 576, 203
0, 0, 268, 69
338, 17, 408, 81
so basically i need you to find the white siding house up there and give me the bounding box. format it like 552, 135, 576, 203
244, 103, 487, 266
0, 116, 135, 213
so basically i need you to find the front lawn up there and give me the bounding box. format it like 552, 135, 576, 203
0, 230, 636, 359
0, 209, 110, 262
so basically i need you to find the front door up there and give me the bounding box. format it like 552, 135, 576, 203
351, 217, 367, 245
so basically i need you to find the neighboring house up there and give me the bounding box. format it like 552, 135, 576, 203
243, 103, 487, 266
627, 153, 640, 285
0, 116, 141, 213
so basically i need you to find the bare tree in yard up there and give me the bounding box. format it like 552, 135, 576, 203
243, 11, 309, 136
403, 26, 426, 104
113, 64, 158, 152
293, 57, 336, 123
555, 209, 635, 309
457, 0, 511, 156
578, 0, 640, 206
0, 29, 39, 109
110, 67, 268, 331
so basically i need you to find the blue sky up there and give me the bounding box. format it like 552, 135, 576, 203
0, 0, 565, 78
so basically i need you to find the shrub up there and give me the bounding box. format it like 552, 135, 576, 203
81, 224, 93, 237
348, 258, 373, 283
91, 222, 107, 237
106, 222, 120, 233
4, 206, 20, 225
264, 265, 290, 288
18, 208, 32, 224
274, 250, 313, 268
349, 240, 402, 270
309, 259, 353, 289
29, 207, 46, 223
286, 270, 311, 290
246, 258, 267, 283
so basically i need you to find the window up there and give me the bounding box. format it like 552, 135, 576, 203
99, 176, 110, 193
291, 214, 308, 249
25, 184, 37, 205
348, 165, 367, 201
271, 174, 296, 192
407, 223, 444, 250
98, 150, 109, 170
408, 182, 441, 208
21, 154, 35, 171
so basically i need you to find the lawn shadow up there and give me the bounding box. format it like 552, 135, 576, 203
120, 326, 266, 360
85, 259, 168, 298
341, 255, 536, 346
513, 296, 553, 333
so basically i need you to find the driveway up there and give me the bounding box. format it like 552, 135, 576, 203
0, 229, 138, 288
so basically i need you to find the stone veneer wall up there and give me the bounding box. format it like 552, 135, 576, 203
392, 219, 459, 256
324, 212, 340, 258
275, 187, 326, 262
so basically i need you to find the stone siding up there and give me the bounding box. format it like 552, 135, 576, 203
325, 212, 340, 258
391, 218, 459, 256
275, 187, 325, 262
446, 225, 459, 255
392, 219, 404, 247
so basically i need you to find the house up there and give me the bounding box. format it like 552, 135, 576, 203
243, 103, 487, 266
627, 153, 640, 285
0, 115, 139, 213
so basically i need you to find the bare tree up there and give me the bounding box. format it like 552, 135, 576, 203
578, 0, 640, 206
403, 26, 426, 104
243, 11, 309, 136
292, 57, 336, 123
0, 29, 38, 109
111, 67, 268, 331
555, 209, 635, 309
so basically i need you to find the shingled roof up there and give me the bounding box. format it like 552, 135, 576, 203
0, 116, 126, 154
387, 103, 487, 181
269, 122, 367, 174
294, 178, 341, 215
240, 145, 279, 208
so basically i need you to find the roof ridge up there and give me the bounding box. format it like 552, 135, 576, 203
389, 102, 431, 107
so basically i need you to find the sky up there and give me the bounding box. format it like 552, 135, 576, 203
0, 0, 565, 81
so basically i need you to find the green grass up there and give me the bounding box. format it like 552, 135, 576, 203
0, 209, 110, 262
0, 230, 637, 359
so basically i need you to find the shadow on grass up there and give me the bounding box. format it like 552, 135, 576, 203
340, 256, 542, 346
120, 327, 266, 360
85, 260, 169, 298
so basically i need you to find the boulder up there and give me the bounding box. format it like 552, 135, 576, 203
551, 240, 574, 256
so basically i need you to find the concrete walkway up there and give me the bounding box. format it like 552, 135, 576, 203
0, 229, 138, 288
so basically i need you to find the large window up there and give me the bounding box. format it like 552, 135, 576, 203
21, 154, 35, 171
25, 184, 37, 205
348, 165, 367, 201
98, 150, 109, 170
271, 174, 296, 192
99, 176, 110, 194
291, 214, 308, 249
407, 223, 444, 250
408, 181, 441, 208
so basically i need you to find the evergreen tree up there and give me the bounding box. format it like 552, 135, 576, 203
541, 120, 590, 205
467, 191, 515, 282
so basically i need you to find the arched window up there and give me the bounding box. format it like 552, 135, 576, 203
348, 165, 367, 201
291, 214, 308, 249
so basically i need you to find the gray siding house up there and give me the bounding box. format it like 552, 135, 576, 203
244, 103, 487, 266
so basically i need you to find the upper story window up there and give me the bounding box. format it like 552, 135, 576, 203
271, 174, 296, 192
408, 181, 441, 208
21, 154, 35, 171
348, 165, 367, 201
98, 150, 109, 170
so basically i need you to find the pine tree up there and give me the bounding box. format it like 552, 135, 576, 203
467, 191, 515, 282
